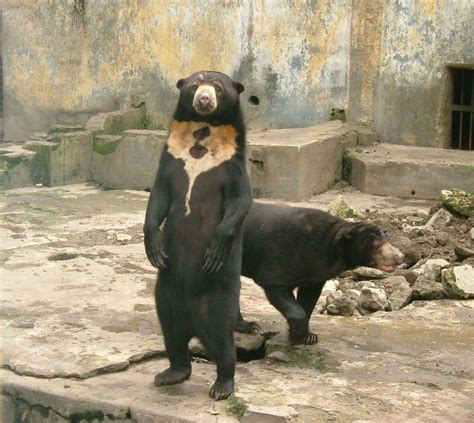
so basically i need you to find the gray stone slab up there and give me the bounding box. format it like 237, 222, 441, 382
91, 130, 167, 190
347, 144, 474, 199
247, 121, 359, 200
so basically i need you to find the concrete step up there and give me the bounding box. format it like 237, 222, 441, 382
346, 144, 474, 199
23, 131, 92, 187
0, 144, 36, 189
247, 121, 375, 201
92, 129, 167, 190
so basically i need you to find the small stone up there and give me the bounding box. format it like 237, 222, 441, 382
321, 279, 339, 295
442, 265, 474, 299
435, 232, 449, 246
470, 228, 474, 240
394, 269, 418, 286
353, 266, 386, 279
459, 224, 469, 233
357, 288, 388, 314
454, 244, 474, 259
378, 276, 409, 296
116, 233, 132, 243
35, 183, 43, 188
355, 281, 376, 290
424, 208, 453, 229
412, 277, 446, 300
412, 259, 450, 277
267, 351, 290, 363
387, 279, 412, 311
326, 291, 357, 316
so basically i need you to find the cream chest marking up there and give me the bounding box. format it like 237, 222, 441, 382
167, 121, 238, 215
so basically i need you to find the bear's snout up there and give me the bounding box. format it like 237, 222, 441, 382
373, 241, 405, 272
193, 84, 217, 115
199, 93, 211, 105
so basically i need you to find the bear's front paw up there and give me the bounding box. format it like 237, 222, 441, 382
144, 229, 169, 269
202, 231, 234, 274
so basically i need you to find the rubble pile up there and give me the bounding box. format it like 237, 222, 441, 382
318, 199, 474, 316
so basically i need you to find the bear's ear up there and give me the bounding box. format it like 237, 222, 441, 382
233, 81, 245, 94
176, 79, 186, 89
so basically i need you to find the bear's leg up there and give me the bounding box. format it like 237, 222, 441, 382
295, 285, 324, 344
264, 286, 317, 345
154, 283, 192, 386
154, 329, 192, 386
200, 293, 237, 400
235, 308, 261, 334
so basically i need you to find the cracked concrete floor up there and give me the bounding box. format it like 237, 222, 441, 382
1, 183, 473, 422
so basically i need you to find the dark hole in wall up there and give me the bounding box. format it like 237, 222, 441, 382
450, 67, 474, 150
248, 95, 260, 106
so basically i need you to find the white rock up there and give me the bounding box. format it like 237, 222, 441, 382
322, 279, 339, 295
424, 208, 453, 229
357, 288, 388, 314
470, 228, 474, 241
442, 265, 474, 299
413, 259, 450, 276
353, 267, 386, 279
116, 233, 132, 243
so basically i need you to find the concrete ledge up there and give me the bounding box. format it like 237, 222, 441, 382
347, 144, 474, 199
247, 121, 360, 200
85, 106, 148, 135
0, 144, 36, 189
92, 130, 167, 190
23, 131, 93, 187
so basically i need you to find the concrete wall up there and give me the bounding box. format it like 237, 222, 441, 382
373, 0, 474, 147
2, 0, 351, 141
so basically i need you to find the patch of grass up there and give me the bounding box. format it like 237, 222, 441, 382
225, 395, 248, 419
267, 345, 338, 373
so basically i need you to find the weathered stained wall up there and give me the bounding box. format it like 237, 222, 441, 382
373, 0, 474, 147
2, 0, 351, 141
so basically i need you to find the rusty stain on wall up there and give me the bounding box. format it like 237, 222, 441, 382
2, 0, 473, 147
3, 0, 351, 141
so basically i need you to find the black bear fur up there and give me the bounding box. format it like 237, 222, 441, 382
237, 202, 404, 345
144, 71, 251, 400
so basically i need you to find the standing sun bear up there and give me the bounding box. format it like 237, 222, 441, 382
144, 71, 251, 400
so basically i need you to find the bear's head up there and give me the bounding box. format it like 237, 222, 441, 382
337, 223, 405, 272
175, 71, 244, 120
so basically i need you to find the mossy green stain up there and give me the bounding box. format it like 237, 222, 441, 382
266, 345, 339, 372
226, 395, 249, 419
93, 136, 122, 155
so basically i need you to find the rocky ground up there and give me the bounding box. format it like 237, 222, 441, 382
1, 183, 473, 422
317, 192, 474, 318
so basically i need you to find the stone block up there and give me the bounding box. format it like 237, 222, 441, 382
0, 144, 36, 189
247, 122, 352, 200
347, 144, 474, 199
24, 132, 92, 186
61, 132, 93, 184
85, 106, 147, 135
49, 124, 84, 134
92, 130, 167, 190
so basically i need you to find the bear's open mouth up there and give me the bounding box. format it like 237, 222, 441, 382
379, 264, 398, 272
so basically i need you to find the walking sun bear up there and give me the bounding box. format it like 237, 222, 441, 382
144, 71, 251, 400
236, 202, 405, 345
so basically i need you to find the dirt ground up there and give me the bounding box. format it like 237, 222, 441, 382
1, 183, 473, 422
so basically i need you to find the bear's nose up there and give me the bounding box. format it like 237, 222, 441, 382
394, 251, 405, 264
199, 93, 210, 105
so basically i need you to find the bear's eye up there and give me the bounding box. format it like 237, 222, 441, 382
191, 83, 199, 91
215, 86, 222, 95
